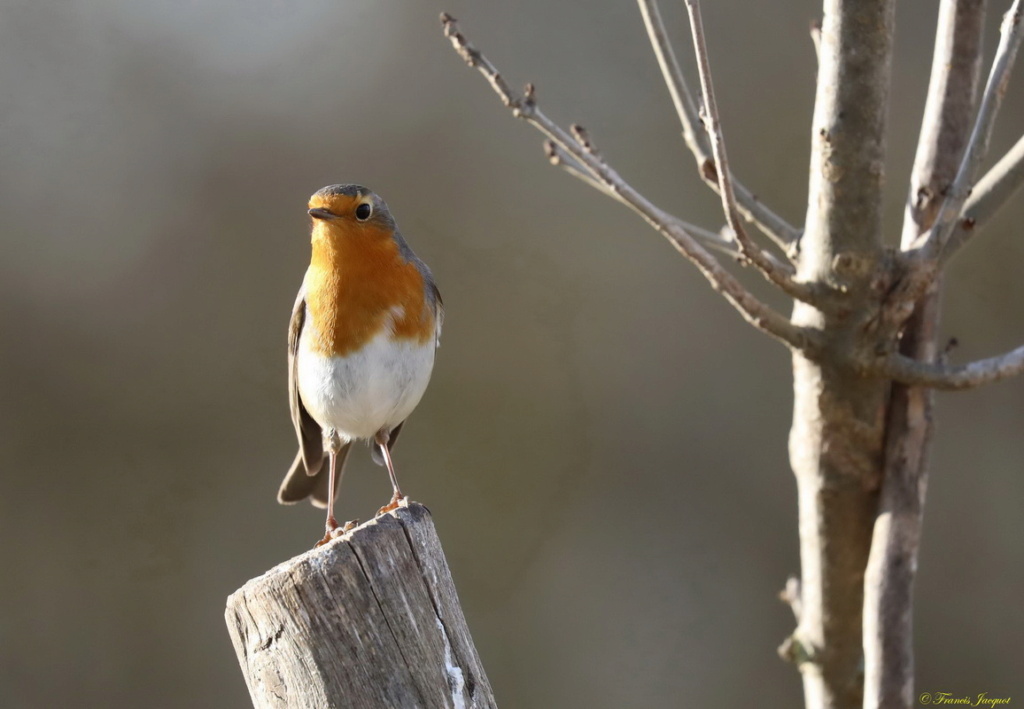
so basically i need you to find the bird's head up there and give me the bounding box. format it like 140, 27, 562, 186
307, 184, 396, 242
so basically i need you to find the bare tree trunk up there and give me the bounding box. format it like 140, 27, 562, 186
864, 2, 986, 707
787, 1, 894, 707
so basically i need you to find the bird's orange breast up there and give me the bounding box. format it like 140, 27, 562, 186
303, 223, 435, 357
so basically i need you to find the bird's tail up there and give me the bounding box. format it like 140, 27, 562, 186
369, 421, 404, 466
277, 442, 352, 508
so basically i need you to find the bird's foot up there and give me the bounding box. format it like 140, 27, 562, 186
314, 518, 361, 547
315, 515, 341, 547
376, 493, 408, 516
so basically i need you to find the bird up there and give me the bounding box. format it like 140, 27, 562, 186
276, 184, 442, 546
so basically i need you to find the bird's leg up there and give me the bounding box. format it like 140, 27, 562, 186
375, 428, 407, 515
316, 429, 344, 547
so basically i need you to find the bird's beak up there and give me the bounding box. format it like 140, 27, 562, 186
308, 207, 338, 220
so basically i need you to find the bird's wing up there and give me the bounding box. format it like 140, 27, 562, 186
288, 285, 324, 476
431, 281, 444, 346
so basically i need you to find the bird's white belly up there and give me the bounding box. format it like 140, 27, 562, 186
297, 328, 435, 441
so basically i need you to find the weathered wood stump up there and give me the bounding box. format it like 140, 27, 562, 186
225, 502, 496, 708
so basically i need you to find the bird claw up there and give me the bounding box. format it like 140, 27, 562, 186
376, 494, 408, 516
314, 519, 361, 547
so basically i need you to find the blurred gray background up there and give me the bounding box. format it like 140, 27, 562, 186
1, 1, 1022, 707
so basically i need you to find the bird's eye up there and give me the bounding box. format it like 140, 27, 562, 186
355, 203, 372, 221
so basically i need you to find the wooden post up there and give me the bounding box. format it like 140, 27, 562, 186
225, 502, 496, 708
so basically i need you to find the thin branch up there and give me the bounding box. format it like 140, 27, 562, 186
440, 12, 817, 352
544, 140, 739, 257
876, 343, 1024, 390
550, 124, 794, 266
635, 0, 801, 250
635, 0, 704, 177
899, 0, 986, 247
867, 2, 986, 707
680, 0, 818, 303
941, 132, 1024, 262
543, 141, 628, 204
917, 0, 1024, 258
648, 220, 816, 351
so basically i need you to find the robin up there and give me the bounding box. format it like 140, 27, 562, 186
276, 184, 443, 545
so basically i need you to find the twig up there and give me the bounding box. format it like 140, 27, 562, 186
779, 575, 802, 623
649, 219, 815, 350
941, 132, 1024, 262
680, 0, 818, 304
875, 343, 1024, 390
441, 12, 816, 351
544, 140, 782, 261
810, 19, 823, 64
635, 0, 801, 251
917, 0, 1024, 258
543, 141, 627, 204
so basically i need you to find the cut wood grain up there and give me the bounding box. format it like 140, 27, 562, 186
225, 502, 496, 709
